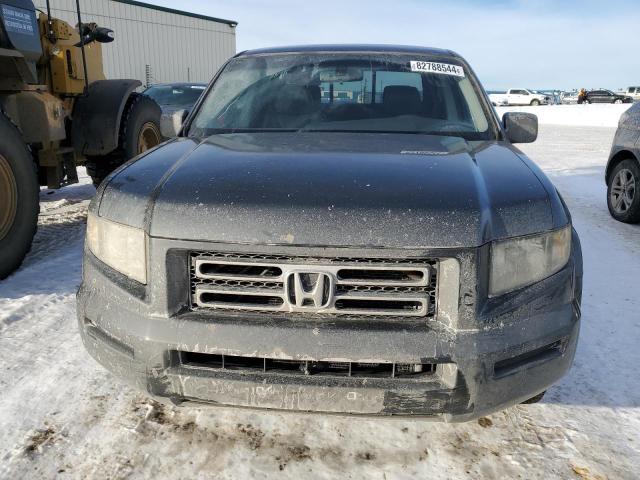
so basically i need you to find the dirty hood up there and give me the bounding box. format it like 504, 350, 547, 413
99, 132, 560, 248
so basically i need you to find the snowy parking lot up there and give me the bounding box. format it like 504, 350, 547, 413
1, 105, 639, 479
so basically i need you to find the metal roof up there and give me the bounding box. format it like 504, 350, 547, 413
113, 0, 238, 26
239, 44, 457, 57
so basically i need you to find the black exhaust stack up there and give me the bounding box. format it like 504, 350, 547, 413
74, 0, 89, 93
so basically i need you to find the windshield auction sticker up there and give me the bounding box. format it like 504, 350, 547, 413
410, 61, 464, 77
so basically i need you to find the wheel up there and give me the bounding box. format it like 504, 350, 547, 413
530, 99, 540, 106
0, 113, 39, 279
85, 93, 162, 186
521, 391, 546, 404
607, 159, 640, 223
614, 99, 623, 104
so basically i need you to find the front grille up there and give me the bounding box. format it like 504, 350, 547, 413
175, 351, 437, 379
190, 252, 437, 318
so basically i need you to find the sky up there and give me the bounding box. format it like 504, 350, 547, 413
147, 0, 639, 91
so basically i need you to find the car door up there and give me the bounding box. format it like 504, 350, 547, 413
635, 109, 640, 148
588, 90, 604, 103
517, 89, 531, 105
509, 89, 525, 105
601, 91, 616, 103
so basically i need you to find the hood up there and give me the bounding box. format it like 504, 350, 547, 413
159, 104, 193, 114
98, 132, 565, 249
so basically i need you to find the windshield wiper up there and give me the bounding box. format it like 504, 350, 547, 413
199, 127, 489, 141
297, 128, 477, 139
205, 128, 299, 134
298, 128, 426, 134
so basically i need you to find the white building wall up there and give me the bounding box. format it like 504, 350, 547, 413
35, 0, 236, 85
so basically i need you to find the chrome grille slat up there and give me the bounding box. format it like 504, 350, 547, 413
335, 265, 430, 286
194, 259, 285, 282
190, 252, 437, 318
193, 252, 432, 265
195, 278, 284, 291
195, 288, 286, 311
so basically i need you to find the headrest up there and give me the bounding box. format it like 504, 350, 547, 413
273, 85, 321, 114
383, 86, 421, 115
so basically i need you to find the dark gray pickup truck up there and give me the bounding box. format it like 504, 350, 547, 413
77, 45, 582, 421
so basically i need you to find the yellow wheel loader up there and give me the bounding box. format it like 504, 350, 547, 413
0, 0, 162, 279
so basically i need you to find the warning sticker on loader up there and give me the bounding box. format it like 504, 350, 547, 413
1, 4, 37, 36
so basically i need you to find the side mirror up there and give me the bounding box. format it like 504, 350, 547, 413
160, 109, 189, 138
94, 27, 115, 43
503, 112, 538, 143
74, 23, 114, 46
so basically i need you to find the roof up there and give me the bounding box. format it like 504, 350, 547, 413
239, 44, 457, 57
112, 0, 238, 26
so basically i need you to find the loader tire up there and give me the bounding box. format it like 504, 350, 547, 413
0, 113, 39, 280
85, 156, 124, 188
85, 93, 161, 186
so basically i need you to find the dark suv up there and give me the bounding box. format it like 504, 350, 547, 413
606, 102, 640, 222
585, 89, 633, 104
143, 83, 207, 112
77, 45, 582, 421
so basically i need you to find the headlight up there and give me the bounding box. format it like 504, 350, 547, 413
489, 225, 571, 296
86, 213, 147, 284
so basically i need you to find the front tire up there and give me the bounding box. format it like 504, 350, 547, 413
614, 99, 623, 104
530, 99, 540, 106
86, 93, 161, 186
0, 113, 39, 279
607, 159, 640, 223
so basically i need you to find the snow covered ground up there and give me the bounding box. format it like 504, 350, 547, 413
1, 105, 639, 479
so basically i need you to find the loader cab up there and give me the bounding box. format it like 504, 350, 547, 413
1, 0, 109, 94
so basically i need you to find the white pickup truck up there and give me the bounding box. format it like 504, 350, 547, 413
489, 88, 550, 106
618, 87, 640, 102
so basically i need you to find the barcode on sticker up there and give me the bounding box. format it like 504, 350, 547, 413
410, 61, 464, 77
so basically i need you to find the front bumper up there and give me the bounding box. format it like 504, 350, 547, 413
76, 235, 582, 421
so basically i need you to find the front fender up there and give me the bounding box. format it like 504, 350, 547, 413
71, 79, 141, 156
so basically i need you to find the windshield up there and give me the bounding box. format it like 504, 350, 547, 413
144, 85, 206, 106
188, 53, 494, 140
